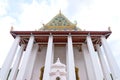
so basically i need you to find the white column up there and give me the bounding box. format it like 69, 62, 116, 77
66, 44, 68, 80
0, 36, 20, 80
66, 35, 76, 80
43, 35, 53, 80
96, 44, 112, 80
8, 44, 25, 80
26, 43, 39, 80
86, 35, 99, 80
51, 44, 54, 64
82, 43, 95, 80
101, 36, 120, 80
16, 35, 34, 80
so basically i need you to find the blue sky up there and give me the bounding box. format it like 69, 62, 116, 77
0, 0, 120, 69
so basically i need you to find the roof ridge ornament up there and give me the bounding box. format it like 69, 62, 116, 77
108, 26, 111, 31
10, 26, 14, 31
59, 10, 61, 15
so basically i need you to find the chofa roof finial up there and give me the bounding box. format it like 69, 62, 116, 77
108, 26, 111, 31
59, 9, 61, 15
10, 26, 14, 31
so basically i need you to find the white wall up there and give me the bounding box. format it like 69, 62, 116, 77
54, 45, 66, 64
31, 46, 47, 80
30, 45, 89, 80
73, 46, 88, 80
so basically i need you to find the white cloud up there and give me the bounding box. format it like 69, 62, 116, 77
76, 0, 120, 68
0, 2, 7, 16
0, 0, 25, 67
0, 0, 69, 67
15, 0, 68, 31
0, 16, 16, 67
73, 0, 120, 31
0, 16, 16, 26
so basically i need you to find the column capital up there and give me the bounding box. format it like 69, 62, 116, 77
50, 33, 52, 35
68, 33, 71, 35
17, 34, 20, 36
101, 35, 107, 40
87, 32, 90, 36
30, 34, 34, 37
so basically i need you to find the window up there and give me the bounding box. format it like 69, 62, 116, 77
56, 77, 60, 80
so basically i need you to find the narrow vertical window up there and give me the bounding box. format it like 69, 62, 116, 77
56, 77, 60, 80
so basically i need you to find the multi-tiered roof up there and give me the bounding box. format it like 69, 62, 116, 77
10, 12, 111, 47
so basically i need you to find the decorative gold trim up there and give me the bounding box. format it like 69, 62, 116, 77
75, 67, 80, 80
45, 12, 75, 27
108, 26, 111, 31
40, 66, 44, 80
10, 26, 14, 31
45, 26, 75, 30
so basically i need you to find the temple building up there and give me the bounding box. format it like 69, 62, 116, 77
0, 12, 120, 80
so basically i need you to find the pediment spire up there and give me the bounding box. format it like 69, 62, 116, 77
59, 10, 61, 15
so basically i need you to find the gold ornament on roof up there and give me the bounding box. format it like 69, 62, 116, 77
108, 26, 111, 31
59, 10, 61, 15
10, 26, 14, 31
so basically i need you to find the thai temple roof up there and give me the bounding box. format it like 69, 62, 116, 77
10, 11, 111, 45
39, 11, 81, 31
